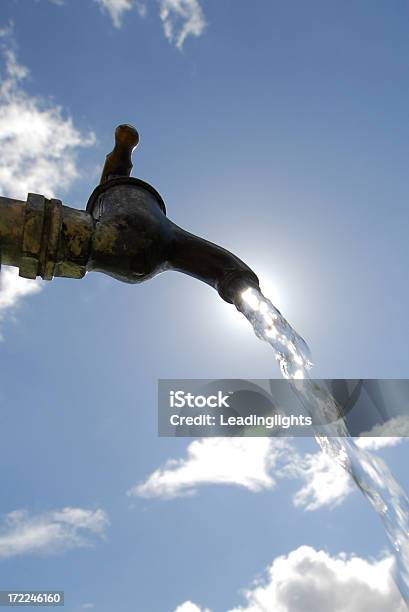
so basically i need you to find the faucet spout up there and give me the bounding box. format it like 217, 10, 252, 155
0, 124, 260, 306
167, 224, 259, 303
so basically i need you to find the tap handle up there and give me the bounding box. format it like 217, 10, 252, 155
99, 124, 139, 184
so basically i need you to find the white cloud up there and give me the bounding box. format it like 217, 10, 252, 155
129, 438, 293, 499
0, 267, 42, 339
291, 436, 407, 512
0, 28, 93, 334
0, 507, 108, 558
95, 0, 135, 27
356, 418, 409, 446
357, 436, 403, 450
174, 603, 209, 612
159, 0, 206, 49
0, 30, 94, 200
228, 546, 405, 612
81, 605, 95, 610
291, 449, 353, 511
175, 547, 406, 612
93, 0, 205, 48
132, 435, 405, 513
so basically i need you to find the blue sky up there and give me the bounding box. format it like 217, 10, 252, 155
0, 1, 409, 610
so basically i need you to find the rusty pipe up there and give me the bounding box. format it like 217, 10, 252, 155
0, 194, 93, 280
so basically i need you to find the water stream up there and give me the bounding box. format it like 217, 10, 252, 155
235, 286, 409, 607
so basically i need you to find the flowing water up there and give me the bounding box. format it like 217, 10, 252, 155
234, 286, 409, 606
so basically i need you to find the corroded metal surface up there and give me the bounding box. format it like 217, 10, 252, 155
0, 124, 260, 303
100, 124, 139, 184
55, 206, 93, 279
0, 195, 93, 280
0, 197, 25, 267
20, 193, 46, 279
86, 179, 169, 284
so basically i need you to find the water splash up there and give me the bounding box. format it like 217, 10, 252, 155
235, 286, 409, 606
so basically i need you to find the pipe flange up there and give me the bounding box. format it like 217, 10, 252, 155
86, 176, 166, 216
19, 194, 64, 281
19, 193, 46, 279
40, 198, 63, 281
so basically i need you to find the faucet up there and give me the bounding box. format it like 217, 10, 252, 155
0, 125, 260, 304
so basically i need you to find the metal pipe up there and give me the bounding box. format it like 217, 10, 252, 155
0, 193, 93, 280
0, 196, 25, 268
168, 224, 259, 303
0, 125, 260, 304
